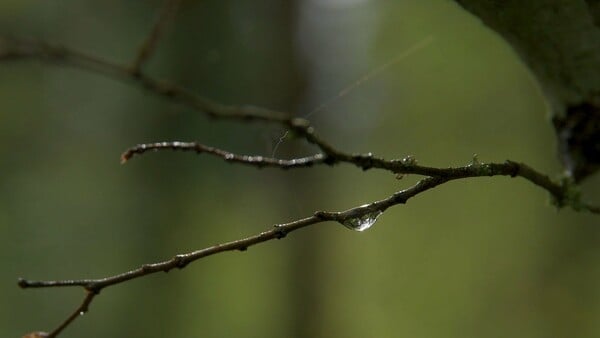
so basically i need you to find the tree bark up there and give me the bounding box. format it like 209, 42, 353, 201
455, 0, 600, 182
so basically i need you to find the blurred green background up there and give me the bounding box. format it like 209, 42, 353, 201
1, 0, 599, 337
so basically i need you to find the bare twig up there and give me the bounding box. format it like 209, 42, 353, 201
120, 141, 327, 168
18, 159, 595, 336
21, 291, 95, 338
130, 0, 182, 74
0, 37, 382, 162
17, 176, 447, 336
0, 37, 290, 123
120, 141, 591, 213
4, 34, 598, 338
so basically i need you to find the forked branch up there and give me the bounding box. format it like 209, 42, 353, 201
4, 11, 598, 338
121, 140, 584, 209
17, 152, 597, 337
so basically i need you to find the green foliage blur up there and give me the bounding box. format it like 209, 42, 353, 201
1, 1, 599, 337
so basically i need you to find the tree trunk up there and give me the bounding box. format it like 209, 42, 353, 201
454, 0, 600, 182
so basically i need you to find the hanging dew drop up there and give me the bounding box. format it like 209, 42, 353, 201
341, 210, 382, 232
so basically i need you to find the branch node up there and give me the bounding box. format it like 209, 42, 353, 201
141, 264, 153, 272
173, 254, 189, 269
393, 155, 418, 167
323, 155, 338, 166
87, 287, 101, 295
353, 152, 375, 171
313, 211, 329, 220
505, 160, 520, 177
273, 225, 288, 239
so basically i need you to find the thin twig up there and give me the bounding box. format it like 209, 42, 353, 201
120, 141, 327, 168
17, 176, 447, 335
21, 291, 96, 338
130, 0, 182, 74
48, 291, 96, 338
0, 37, 290, 123
5, 35, 598, 338
120, 141, 588, 212
0, 37, 370, 161
19, 163, 595, 336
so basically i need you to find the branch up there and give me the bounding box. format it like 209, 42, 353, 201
453, 0, 600, 182
18, 154, 596, 336
0, 36, 290, 123
120, 141, 328, 168
130, 0, 182, 74
0, 37, 348, 157
5, 32, 598, 338
121, 141, 595, 213
8, 36, 554, 185
16, 176, 447, 337
22, 291, 96, 338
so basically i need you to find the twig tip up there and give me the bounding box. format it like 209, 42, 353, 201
120, 152, 132, 164
17, 277, 28, 288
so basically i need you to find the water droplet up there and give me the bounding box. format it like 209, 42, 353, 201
401, 155, 417, 165
468, 154, 480, 168
79, 311, 85, 316
341, 211, 382, 232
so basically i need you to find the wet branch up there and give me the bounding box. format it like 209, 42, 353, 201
120, 141, 328, 168
17, 154, 596, 336
15, 175, 444, 337
121, 141, 589, 212
3, 28, 599, 338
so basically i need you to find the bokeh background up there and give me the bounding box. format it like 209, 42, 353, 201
1, 0, 599, 337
